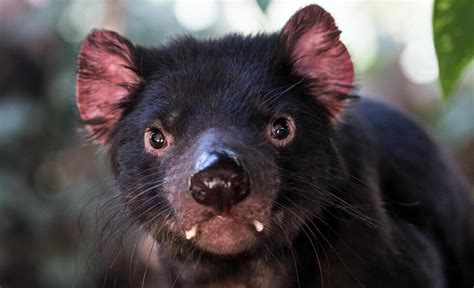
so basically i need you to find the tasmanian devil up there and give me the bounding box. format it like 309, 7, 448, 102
75, 4, 474, 288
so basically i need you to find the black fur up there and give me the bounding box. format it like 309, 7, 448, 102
78, 23, 473, 288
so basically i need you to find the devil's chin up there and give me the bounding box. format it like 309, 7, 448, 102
188, 217, 259, 255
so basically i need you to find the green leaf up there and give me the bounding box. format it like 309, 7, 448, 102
256, 0, 271, 13
433, 0, 474, 99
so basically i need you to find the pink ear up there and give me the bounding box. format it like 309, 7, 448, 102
281, 5, 354, 118
76, 29, 142, 142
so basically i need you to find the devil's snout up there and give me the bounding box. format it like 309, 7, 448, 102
189, 150, 250, 212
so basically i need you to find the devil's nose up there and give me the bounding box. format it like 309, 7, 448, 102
189, 151, 250, 212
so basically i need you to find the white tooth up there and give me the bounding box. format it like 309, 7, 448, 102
185, 225, 198, 240
253, 220, 264, 232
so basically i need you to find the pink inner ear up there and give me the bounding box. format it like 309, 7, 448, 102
76, 30, 141, 142
282, 5, 354, 118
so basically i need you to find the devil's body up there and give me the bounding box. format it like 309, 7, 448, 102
75, 5, 474, 287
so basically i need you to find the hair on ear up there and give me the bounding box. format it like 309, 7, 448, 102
280, 5, 355, 118
76, 29, 143, 143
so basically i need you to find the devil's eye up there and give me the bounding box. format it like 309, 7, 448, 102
268, 116, 295, 147
149, 128, 167, 149
272, 118, 290, 140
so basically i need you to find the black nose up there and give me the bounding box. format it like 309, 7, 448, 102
189, 151, 250, 212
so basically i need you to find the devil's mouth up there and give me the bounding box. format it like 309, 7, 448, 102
184, 215, 264, 239
181, 215, 266, 255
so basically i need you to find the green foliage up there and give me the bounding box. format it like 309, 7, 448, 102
433, 0, 474, 99
256, 0, 271, 12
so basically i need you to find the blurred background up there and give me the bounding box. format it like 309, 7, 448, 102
0, 0, 472, 287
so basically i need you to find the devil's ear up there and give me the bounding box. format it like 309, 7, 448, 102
76, 29, 142, 143
280, 5, 354, 118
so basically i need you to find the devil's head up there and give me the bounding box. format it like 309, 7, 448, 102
76, 5, 354, 258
